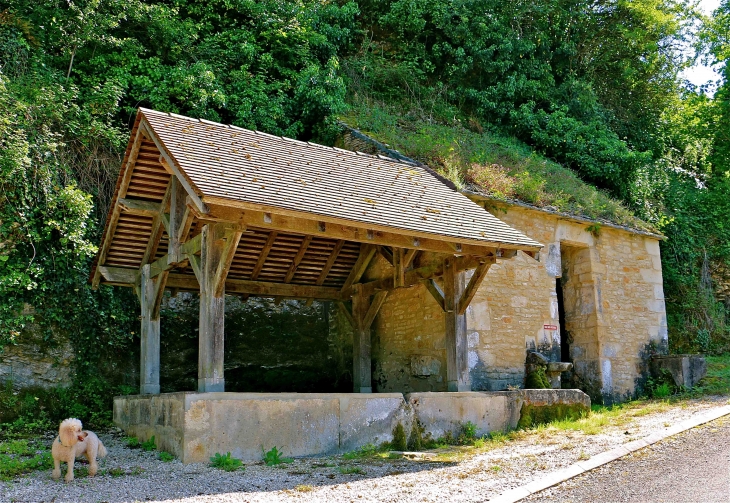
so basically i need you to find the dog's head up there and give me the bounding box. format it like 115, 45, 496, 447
58, 418, 84, 447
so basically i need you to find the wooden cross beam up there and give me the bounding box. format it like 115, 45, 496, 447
357, 254, 494, 298
341, 244, 376, 293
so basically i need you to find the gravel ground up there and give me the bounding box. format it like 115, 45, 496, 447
2, 396, 729, 503
523, 414, 730, 502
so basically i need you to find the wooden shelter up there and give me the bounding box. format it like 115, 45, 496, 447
91, 108, 542, 395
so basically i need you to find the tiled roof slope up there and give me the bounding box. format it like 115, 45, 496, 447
141, 108, 542, 250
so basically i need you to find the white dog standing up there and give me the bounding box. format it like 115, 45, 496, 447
51, 418, 107, 482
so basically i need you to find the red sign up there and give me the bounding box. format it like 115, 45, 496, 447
543, 325, 558, 330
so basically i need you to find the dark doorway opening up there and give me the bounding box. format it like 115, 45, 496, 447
556, 277, 570, 362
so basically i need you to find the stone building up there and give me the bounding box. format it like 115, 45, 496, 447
370, 196, 667, 404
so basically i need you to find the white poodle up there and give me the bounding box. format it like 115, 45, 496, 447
51, 418, 107, 482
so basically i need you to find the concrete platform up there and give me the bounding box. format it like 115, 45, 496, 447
114, 389, 590, 463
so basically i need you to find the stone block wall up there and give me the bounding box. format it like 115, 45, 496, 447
372, 201, 667, 404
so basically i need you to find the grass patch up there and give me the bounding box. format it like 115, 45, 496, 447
159, 451, 175, 462
342, 443, 386, 460
262, 446, 293, 466
0, 439, 52, 480
691, 354, 730, 396
341, 103, 653, 232
338, 466, 365, 475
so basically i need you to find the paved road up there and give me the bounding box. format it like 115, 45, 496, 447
524, 416, 730, 503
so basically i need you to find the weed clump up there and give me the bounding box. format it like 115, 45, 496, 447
391, 423, 407, 451
262, 446, 293, 466
210, 452, 244, 472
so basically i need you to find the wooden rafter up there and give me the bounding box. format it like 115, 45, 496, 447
139, 120, 208, 214
251, 231, 278, 280
91, 126, 146, 289
284, 235, 312, 283
316, 239, 345, 286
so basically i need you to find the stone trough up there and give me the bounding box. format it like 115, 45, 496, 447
114, 389, 590, 463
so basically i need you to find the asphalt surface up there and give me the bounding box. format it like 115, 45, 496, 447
524, 416, 730, 503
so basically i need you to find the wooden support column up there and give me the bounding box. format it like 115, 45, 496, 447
443, 256, 469, 392
352, 285, 372, 393
194, 223, 243, 392
350, 285, 388, 393
139, 263, 167, 394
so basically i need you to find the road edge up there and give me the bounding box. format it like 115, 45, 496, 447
487, 402, 730, 503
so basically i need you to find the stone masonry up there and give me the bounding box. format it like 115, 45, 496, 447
373, 200, 668, 404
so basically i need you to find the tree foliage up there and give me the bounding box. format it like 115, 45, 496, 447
0, 0, 728, 392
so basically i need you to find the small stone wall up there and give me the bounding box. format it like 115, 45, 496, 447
0, 323, 74, 389
114, 390, 590, 462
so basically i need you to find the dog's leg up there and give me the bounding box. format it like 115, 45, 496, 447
87, 444, 99, 477
52, 457, 61, 480
64, 454, 75, 483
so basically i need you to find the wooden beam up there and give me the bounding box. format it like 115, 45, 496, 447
138, 263, 168, 394
457, 259, 493, 315
205, 201, 514, 256
141, 180, 173, 267
92, 126, 145, 289
147, 233, 203, 279
443, 256, 469, 392
377, 246, 394, 266
341, 244, 376, 293
118, 198, 159, 216
403, 248, 418, 270
284, 235, 312, 283
140, 119, 208, 214
213, 226, 243, 297
98, 266, 137, 285
352, 284, 372, 393
362, 290, 388, 330
167, 177, 187, 263
424, 279, 445, 311
317, 239, 345, 285
393, 248, 405, 288
357, 254, 494, 298
251, 231, 278, 280
336, 301, 356, 329
99, 265, 344, 301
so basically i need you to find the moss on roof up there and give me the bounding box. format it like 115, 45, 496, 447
340, 104, 658, 235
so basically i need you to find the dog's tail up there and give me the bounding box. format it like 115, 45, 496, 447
98, 440, 108, 458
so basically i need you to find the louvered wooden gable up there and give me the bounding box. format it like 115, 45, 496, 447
91, 108, 542, 301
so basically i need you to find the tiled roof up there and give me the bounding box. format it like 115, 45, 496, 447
141, 108, 542, 250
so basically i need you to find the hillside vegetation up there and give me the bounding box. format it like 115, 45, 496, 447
1, 0, 730, 411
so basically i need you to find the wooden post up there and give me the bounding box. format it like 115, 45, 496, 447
139, 263, 166, 394
195, 223, 243, 392
443, 256, 470, 392
352, 284, 372, 393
